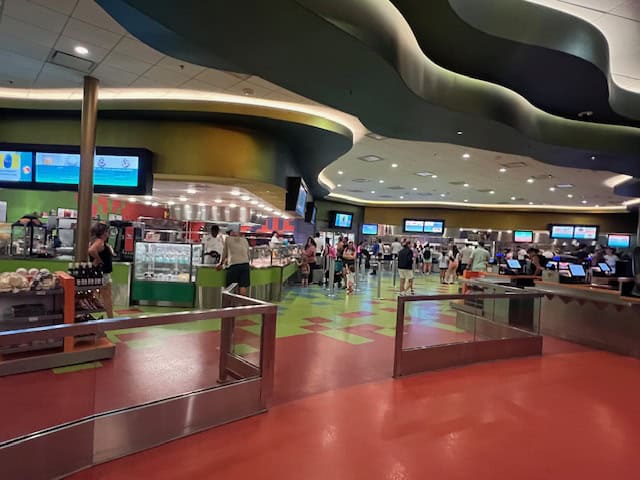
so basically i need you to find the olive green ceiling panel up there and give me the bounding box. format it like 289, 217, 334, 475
97, 0, 640, 181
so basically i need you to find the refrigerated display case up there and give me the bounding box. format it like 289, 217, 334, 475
249, 244, 301, 268
131, 241, 203, 306
10, 222, 48, 257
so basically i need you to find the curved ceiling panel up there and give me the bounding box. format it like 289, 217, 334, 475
97, 0, 640, 182
392, 0, 640, 127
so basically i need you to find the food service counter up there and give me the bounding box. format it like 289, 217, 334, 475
467, 275, 640, 358
0, 258, 132, 306
196, 262, 299, 308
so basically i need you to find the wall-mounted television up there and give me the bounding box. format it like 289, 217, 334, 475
285, 177, 309, 217
0, 151, 33, 186
550, 225, 574, 239
403, 218, 445, 234
573, 225, 598, 241
608, 234, 631, 249
513, 230, 533, 243
362, 223, 378, 235
304, 202, 316, 224
329, 211, 353, 229
0, 143, 153, 194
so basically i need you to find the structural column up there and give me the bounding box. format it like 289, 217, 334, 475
74, 76, 99, 261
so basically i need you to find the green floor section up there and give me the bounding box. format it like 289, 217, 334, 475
53, 362, 103, 374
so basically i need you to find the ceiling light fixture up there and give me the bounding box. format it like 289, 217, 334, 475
590, 156, 596, 160
365, 132, 385, 140
214, 199, 222, 203
431, 175, 438, 179
179, 195, 187, 202
198, 202, 205, 207
128, 197, 137, 203
526, 178, 535, 184
529, 202, 534, 205
167, 201, 175, 206
400, 196, 404, 199
144, 201, 151, 206
463, 183, 469, 187
581, 200, 588, 204
231, 191, 241, 196
258, 203, 265, 208
144, 195, 152, 200
391, 163, 398, 168
489, 190, 495, 194
378, 180, 384, 184
151, 202, 158, 207
457, 131, 463, 135
549, 187, 556, 192
556, 184, 574, 189
415, 172, 434, 177
265, 207, 273, 212
370, 190, 376, 194
337, 184, 342, 187
250, 200, 258, 205
358, 155, 384, 162
412, 187, 418, 191
464, 199, 469, 203
241, 195, 250, 201
109, 194, 118, 198
499, 168, 507, 173
229, 203, 238, 208
510, 196, 517, 201
186, 188, 196, 194
338, 170, 344, 175
567, 194, 574, 198
462, 153, 470, 159
440, 193, 446, 197
74, 46, 89, 55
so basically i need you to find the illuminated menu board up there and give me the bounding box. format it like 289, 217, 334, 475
0, 151, 32, 183
403, 219, 424, 233
573, 225, 598, 240
36, 153, 140, 187
550, 225, 574, 239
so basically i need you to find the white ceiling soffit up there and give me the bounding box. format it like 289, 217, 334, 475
525, 0, 640, 93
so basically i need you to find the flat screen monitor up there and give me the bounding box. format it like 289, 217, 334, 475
36, 152, 141, 187
598, 262, 611, 273
304, 202, 316, 224
573, 225, 598, 240
362, 223, 378, 235
423, 220, 445, 234
569, 264, 586, 277
550, 225, 574, 239
0, 151, 33, 184
285, 177, 309, 217
403, 219, 424, 233
607, 234, 630, 249
507, 259, 522, 270
513, 230, 533, 243
330, 211, 353, 229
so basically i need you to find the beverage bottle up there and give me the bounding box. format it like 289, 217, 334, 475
79, 263, 87, 286
97, 265, 103, 286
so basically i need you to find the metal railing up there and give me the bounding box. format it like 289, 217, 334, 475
0, 285, 277, 480
393, 287, 545, 377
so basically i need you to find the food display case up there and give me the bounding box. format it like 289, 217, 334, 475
10, 222, 48, 257
131, 241, 203, 307
249, 244, 302, 268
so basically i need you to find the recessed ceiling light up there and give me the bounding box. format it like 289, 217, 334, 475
214, 199, 222, 203
229, 203, 238, 208
529, 202, 534, 205
186, 188, 196, 194
167, 201, 175, 206
464, 199, 469, 202
128, 197, 137, 203
144, 195, 152, 200
265, 207, 273, 212
179, 195, 187, 202
489, 190, 495, 194
109, 193, 118, 198
415, 171, 434, 177
400, 195, 404, 199
431, 175, 438, 179
556, 184, 574, 189
581, 200, 588, 204
250, 200, 258, 205
567, 194, 574, 198
337, 184, 342, 187
462, 153, 470, 159
258, 203, 265, 208
549, 187, 556, 192
412, 187, 418, 191
526, 178, 535, 184
378, 179, 384, 184
198, 202, 206, 207
590, 156, 596, 160
151, 202, 158, 207
440, 193, 446, 197
499, 168, 507, 173
391, 163, 398, 168
463, 183, 469, 187
595, 204, 600, 207
370, 190, 376, 194
457, 131, 463, 135
358, 155, 384, 162
74, 46, 89, 55
338, 170, 344, 175
144, 201, 151, 205
231, 191, 241, 196
241, 195, 250, 201
510, 196, 517, 201
365, 132, 386, 140
274, 211, 280, 216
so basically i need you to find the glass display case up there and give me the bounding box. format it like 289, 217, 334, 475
248, 244, 301, 268
132, 241, 203, 307
10, 223, 48, 257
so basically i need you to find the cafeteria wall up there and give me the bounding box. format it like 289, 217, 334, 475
364, 207, 639, 233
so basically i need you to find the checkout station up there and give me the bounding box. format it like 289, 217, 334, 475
466, 224, 640, 358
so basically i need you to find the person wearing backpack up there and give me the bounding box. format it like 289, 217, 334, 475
422, 243, 432, 274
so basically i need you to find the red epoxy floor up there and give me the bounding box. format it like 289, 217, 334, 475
71, 345, 640, 480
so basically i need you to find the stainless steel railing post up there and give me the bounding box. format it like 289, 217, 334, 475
377, 261, 383, 299
327, 257, 336, 298
392, 257, 398, 287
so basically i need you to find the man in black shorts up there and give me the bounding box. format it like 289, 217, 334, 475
217, 227, 251, 296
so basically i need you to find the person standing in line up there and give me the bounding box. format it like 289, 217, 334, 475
203, 224, 224, 265
446, 245, 460, 284
391, 237, 402, 257
439, 248, 449, 284
301, 237, 317, 287
398, 239, 415, 296
217, 228, 251, 296
370, 238, 382, 275
422, 243, 432, 274
459, 242, 474, 275
88, 223, 114, 318
342, 240, 357, 289
469, 241, 491, 272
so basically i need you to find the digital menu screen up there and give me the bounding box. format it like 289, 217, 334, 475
550, 225, 574, 239
513, 230, 533, 243
295, 184, 307, 217
0, 151, 32, 183
36, 153, 140, 187
362, 224, 378, 235
423, 220, 444, 234
332, 212, 353, 229
403, 219, 424, 233
608, 234, 630, 248
573, 225, 598, 240
569, 264, 586, 277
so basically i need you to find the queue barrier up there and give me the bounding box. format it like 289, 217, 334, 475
0, 285, 277, 480
393, 285, 544, 377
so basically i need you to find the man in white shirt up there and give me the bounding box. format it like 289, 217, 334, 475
203, 224, 224, 265
391, 238, 402, 256
469, 242, 491, 272
459, 243, 474, 273
269, 231, 283, 249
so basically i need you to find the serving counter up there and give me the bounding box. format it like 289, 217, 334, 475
467, 274, 640, 358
